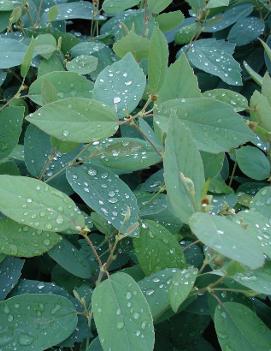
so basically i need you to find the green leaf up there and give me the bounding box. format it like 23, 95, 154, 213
232, 263, 271, 296
34, 34, 57, 60
185, 39, 242, 86
169, 266, 198, 312
189, 213, 265, 269
66, 55, 98, 75
158, 53, 201, 102
0, 37, 27, 69
0, 218, 61, 257
203, 89, 248, 112
20, 37, 35, 78
206, 0, 229, 9
113, 31, 150, 61
175, 21, 202, 45
82, 137, 161, 173
93, 53, 146, 118
236, 146, 270, 180
251, 186, 271, 223
234, 209, 271, 259
0, 105, 24, 160
29, 71, 93, 106
0, 257, 24, 299
201, 152, 224, 179
147, 0, 172, 14
138, 268, 178, 320
214, 302, 271, 351
66, 164, 140, 236
157, 10, 184, 32
148, 27, 169, 94
45, 1, 94, 21
228, 17, 265, 46
0, 294, 78, 350
92, 272, 154, 351
102, 0, 141, 15
48, 238, 96, 279
26, 97, 118, 143
155, 97, 255, 153
0, 175, 85, 233
203, 4, 253, 32
164, 118, 205, 223
134, 220, 186, 275
250, 91, 271, 132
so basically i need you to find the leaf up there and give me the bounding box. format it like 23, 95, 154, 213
185, 39, 242, 86
113, 31, 150, 61
134, 220, 186, 275
203, 89, 248, 112
0, 218, 61, 257
148, 27, 169, 94
29, 71, 93, 106
234, 209, 271, 259
251, 186, 271, 224
20, 37, 35, 78
236, 146, 270, 180
203, 3, 253, 32
157, 10, 184, 32
164, 118, 205, 223
214, 302, 271, 351
26, 97, 118, 143
169, 266, 198, 312
201, 152, 224, 179
147, 0, 172, 14
93, 53, 146, 118
0, 257, 24, 299
0, 294, 78, 350
34, 34, 57, 59
0, 175, 85, 233
189, 213, 265, 269
102, 0, 141, 15
232, 263, 271, 296
155, 97, 255, 153
66, 164, 140, 236
158, 53, 201, 103
138, 268, 178, 320
66, 55, 98, 75
45, 1, 95, 21
175, 21, 202, 45
92, 272, 154, 351
82, 137, 161, 173
0, 37, 27, 69
48, 238, 96, 279
206, 0, 229, 9
250, 91, 271, 132
228, 17, 265, 46
0, 105, 24, 160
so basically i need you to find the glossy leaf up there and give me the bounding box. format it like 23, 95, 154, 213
228, 17, 265, 46
214, 302, 271, 351
102, 0, 141, 15
0, 37, 27, 69
93, 53, 146, 117
155, 97, 255, 153
203, 89, 248, 112
0, 218, 61, 257
236, 146, 270, 180
134, 220, 186, 275
0, 257, 24, 299
185, 39, 242, 86
0, 294, 78, 350
66, 164, 140, 236
164, 118, 205, 223
29, 71, 94, 105
0, 175, 85, 233
148, 27, 169, 94
189, 213, 265, 269
26, 97, 118, 143
169, 267, 198, 312
92, 272, 155, 351
66, 55, 98, 75
0, 105, 24, 160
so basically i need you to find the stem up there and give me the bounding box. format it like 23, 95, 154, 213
228, 161, 237, 187
81, 232, 104, 272
0, 78, 25, 112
